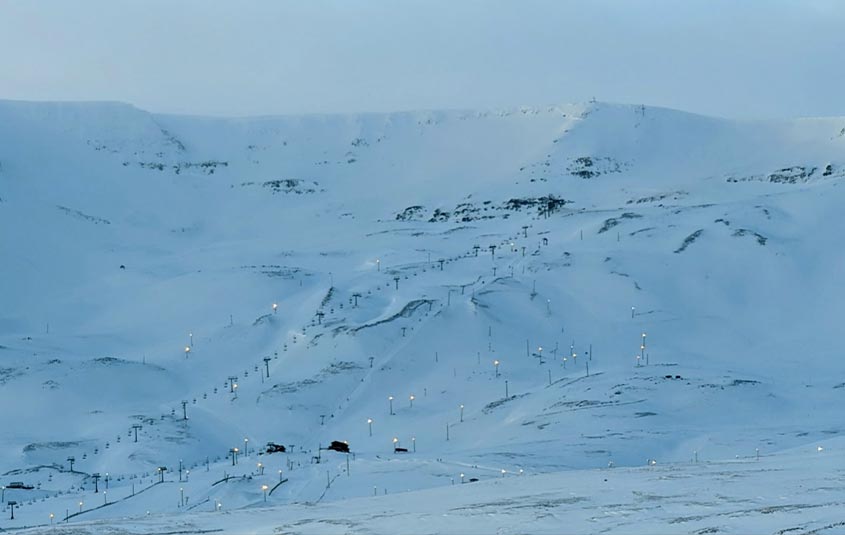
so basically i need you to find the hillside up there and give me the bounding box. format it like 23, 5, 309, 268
0, 100, 844, 533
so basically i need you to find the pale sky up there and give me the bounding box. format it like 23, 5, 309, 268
0, 0, 843, 119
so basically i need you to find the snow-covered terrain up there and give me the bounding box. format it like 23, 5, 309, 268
0, 99, 844, 533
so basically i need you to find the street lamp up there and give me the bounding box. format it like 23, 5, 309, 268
460, 473, 465, 484
272, 303, 278, 314
367, 418, 373, 436
376, 259, 380, 271
257, 462, 264, 475
262, 484, 269, 502
459, 404, 464, 422
49, 513, 54, 525
388, 396, 394, 415
393, 437, 399, 451
412, 437, 416, 452
78, 501, 83, 513
409, 394, 415, 408
493, 359, 500, 377
641, 333, 647, 364
278, 469, 284, 483
244, 438, 249, 457
501, 469, 506, 477
184, 346, 191, 358
189, 332, 193, 347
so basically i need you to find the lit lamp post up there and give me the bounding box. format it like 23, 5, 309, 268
412, 437, 416, 452
78, 501, 83, 514
460, 473, 465, 484
501, 469, 506, 478
409, 394, 415, 408
459, 404, 464, 422
367, 418, 373, 436
233, 383, 238, 398
376, 259, 380, 271
244, 438, 249, 457
636, 355, 641, 367
189, 332, 193, 347
272, 303, 278, 314
257, 462, 264, 475
262, 484, 269, 502
278, 469, 284, 483
538, 346, 543, 363
393, 437, 399, 451
49, 512, 54, 525
641, 333, 647, 364
493, 359, 500, 378
388, 396, 394, 415
184, 346, 191, 358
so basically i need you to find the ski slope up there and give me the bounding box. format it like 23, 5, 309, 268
0, 99, 844, 533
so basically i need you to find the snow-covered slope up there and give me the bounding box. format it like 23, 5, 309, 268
0, 99, 844, 533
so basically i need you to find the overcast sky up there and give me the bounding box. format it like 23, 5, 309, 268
1, 0, 843, 119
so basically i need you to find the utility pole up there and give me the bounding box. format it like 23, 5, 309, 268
132, 424, 142, 442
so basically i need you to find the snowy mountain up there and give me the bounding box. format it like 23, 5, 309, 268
1, 99, 844, 533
